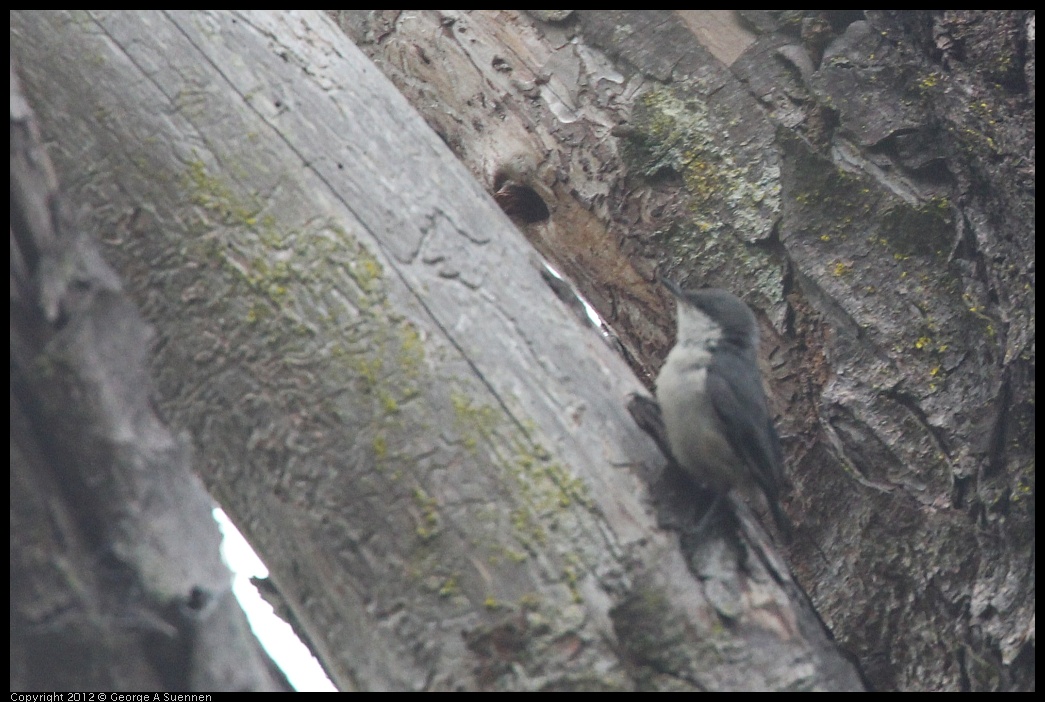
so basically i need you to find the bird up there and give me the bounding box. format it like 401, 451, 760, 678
654, 277, 791, 538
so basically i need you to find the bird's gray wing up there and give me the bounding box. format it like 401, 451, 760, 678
706, 352, 784, 501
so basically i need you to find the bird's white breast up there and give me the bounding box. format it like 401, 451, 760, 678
655, 305, 743, 491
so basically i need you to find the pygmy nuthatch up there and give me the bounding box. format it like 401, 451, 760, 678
655, 278, 790, 536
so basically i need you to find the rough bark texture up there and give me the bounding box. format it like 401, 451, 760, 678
331, 10, 1035, 692
10, 56, 288, 692
11, 11, 867, 691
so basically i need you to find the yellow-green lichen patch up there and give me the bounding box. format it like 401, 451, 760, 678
518, 592, 542, 611
438, 575, 460, 598
372, 433, 388, 460
916, 71, 941, 92
445, 392, 601, 595
450, 391, 501, 452
626, 88, 780, 237
185, 156, 267, 232
412, 486, 441, 541
625, 87, 783, 299
179, 158, 443, 493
